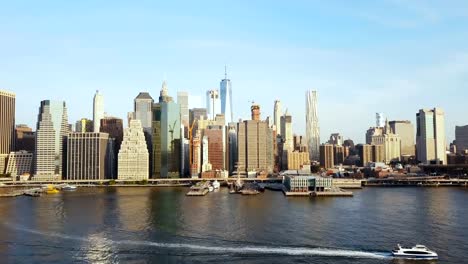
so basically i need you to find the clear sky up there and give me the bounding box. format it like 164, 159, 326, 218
1, 0, 468, 143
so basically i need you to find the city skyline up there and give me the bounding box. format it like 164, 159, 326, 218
2, 1, 468, 143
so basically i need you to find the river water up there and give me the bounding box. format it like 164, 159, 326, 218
0, 187, 467, 264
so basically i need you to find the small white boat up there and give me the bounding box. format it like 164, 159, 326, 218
62, 184, 78, 191
212, 180, 220, 189
392, 244, 438, 259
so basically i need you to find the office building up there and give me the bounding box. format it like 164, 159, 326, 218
93, 90, 104, 133
357, 144, 385, 167
134, 92, 154, 130
152, 81, 181, 178
328, 133, 344, 146
366, 127, 384, 145
372, 121, 401, 163
274, 100, 282, 136
15, 125, 35, 152
118, 120, 149, 180
306, 90, 320, 161
390, 120, 416, 157
191, 135, 201, 178
206, 90, 221, 120
228, 123, 238, 175
75, 118, 93, 133
0, 90, 15, 155
66, 133, 110, 180
5, 151, 33, 178
287, 150, 310, 170
416, 108, 446, 164
376, 113, 385, 128
281, 113, 293, 151
100, 117, 124, 177
320, 144, 335, 169
334, 145, 345, 165
205, 125, 225, 170
177, 92, 190, 127
237, 104, 274, 174
220, 67, 233, 123
455, 125, 468, 154
34, 100, 69, 180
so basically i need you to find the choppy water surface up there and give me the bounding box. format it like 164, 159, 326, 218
0, 187, 467, 264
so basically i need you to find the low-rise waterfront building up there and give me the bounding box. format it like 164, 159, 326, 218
5, 151, 33, 178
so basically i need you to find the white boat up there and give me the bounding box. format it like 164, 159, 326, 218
62, 184, 78, 191
212, 180, 220, 189
392, 244, 438, 259
208, 186, 214, 192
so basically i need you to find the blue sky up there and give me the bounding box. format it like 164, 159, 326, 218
1, 0, 468, 143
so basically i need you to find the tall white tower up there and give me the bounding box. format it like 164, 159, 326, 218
274, 100, 282, 136
376, 113, 385, 128
93, 90, 104, 132
206, 90, 221, 120
220, 66, 233, 123
306, 90, 320, 162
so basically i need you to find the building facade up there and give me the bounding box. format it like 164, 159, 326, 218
320, 144, 335, 169
416, 108, 446, 164
75, 118, 93, 133
205, 125, 225, 170
237, 104, 274, 174
389, 120, 415, 157
220, 68, 233, 123
34, 100, 69, 179
206, 90, 221, 120
118, 120, 149, 180
5, 151, 33, 177
306, 90, 320, 161
455, 125, 468, 154
15, 125, 35, 152
134, 92, 154, 130
93, 90, 104, 133
274, 100, 282, 136
66, 133, 110, 180
177, 92, 189, 127
0, 90, 15, 155
152, 81, 181, 178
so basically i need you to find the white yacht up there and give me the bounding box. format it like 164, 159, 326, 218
61, 184, 78, 191
212, 180, 220, 189
392, 244, 438, 259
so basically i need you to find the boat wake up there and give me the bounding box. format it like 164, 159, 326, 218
4, 223, 390, 260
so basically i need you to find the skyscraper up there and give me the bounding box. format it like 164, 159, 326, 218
15, 125, 35, 152
152, 81, 181, 178
100, 117, 124, 179
66, 132, 110, 180
390, 120, 416, 157
118, 120, 149, 181
34, 100, 69, 179
93, 90, 104, 132
134, 92, 154, 130
455, 125, 468, 154
416, 108, 446, 164
281, 113, 293, 151
306, 90, 320, 161
274, 100, 282, 136
178, 92, 190, 127
220, 67, 233, 123
237, 104, 274, 175
75, 118, 93, 133
0, 90, 15, 155
206, 90, 221, 120
376, 113, 385, 128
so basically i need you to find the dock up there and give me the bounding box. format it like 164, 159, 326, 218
312, 191, 353, 197
186, 189, 209, 196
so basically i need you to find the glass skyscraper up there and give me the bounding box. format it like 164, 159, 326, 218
220, 67, 233, 123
